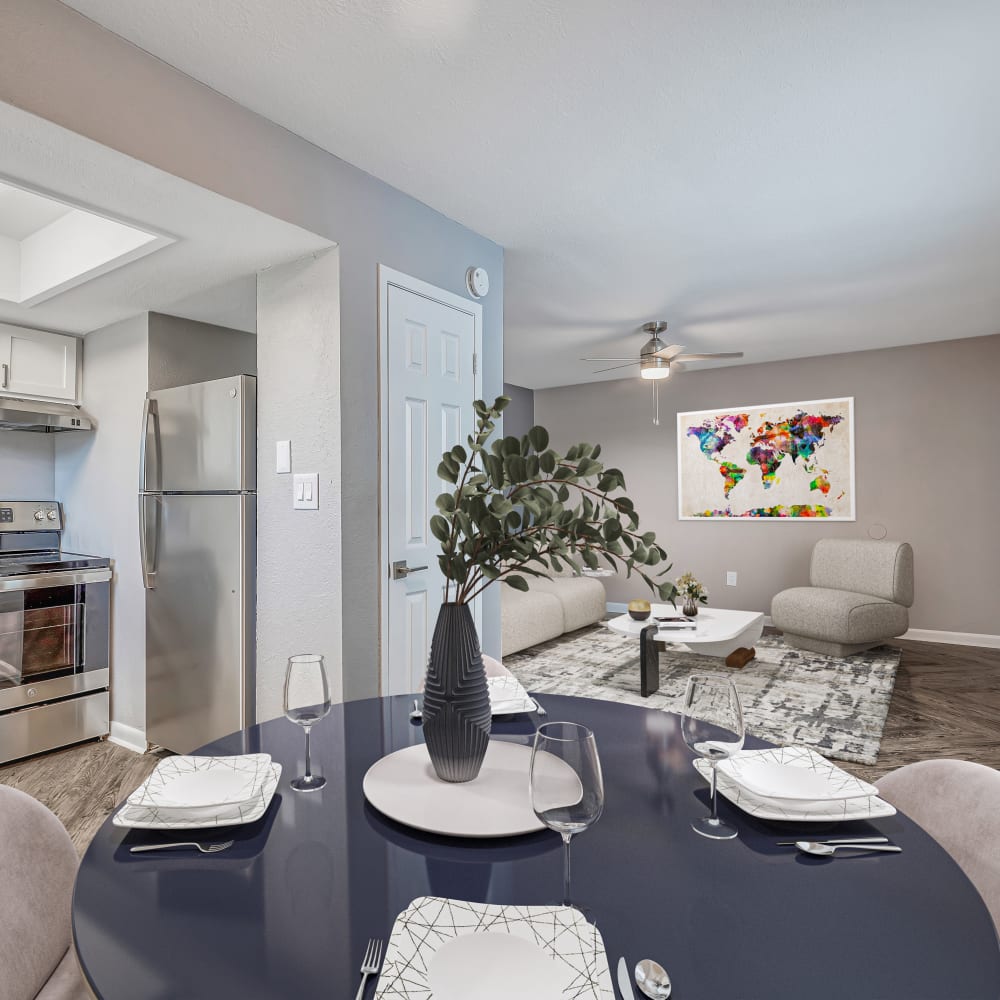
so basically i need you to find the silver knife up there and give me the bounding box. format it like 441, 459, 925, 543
617, 957, 636, 999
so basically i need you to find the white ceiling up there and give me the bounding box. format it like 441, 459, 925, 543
0, 182, 72, 240
63, 0, 1000, 387
0, 100, 332, 335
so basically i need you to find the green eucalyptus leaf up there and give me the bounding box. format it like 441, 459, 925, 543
505, 574, 529, 592
527, 426, 550, 452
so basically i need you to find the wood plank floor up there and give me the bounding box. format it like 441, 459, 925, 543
0, 739, 163, 854
0, 637, 996, 851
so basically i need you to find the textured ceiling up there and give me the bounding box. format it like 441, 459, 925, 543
0, 101, 331, 334
62, 0, 1000, 387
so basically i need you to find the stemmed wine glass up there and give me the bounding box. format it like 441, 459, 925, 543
284, 654, 331, 792
529, 722, 604, 906
681, 673, 745, 840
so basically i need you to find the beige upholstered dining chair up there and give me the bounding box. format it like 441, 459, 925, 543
0, 786, 91, 999
878, 759, 1000, 930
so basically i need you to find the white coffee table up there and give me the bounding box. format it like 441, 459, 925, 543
606, 605, 765, 696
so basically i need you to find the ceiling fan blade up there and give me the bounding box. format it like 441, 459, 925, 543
592, 362, 642, 373
652, 344, 686, 360
580, 357, 639, 362
674, 352, 744, 362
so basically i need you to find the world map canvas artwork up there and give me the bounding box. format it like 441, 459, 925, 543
677, 397, 855, 520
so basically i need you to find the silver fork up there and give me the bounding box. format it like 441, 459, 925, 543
354, 938, 383, 1000
130, 840, 234, 855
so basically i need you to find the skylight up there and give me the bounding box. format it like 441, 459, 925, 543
0, 179, 174, 307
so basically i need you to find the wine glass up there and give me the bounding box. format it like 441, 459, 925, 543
529, 722, 604, 906
681, 673, 745, 840
284, 654, 331, 792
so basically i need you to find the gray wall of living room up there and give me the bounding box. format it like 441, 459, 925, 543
534, 333, 1000, 639
2, 0, 505, 706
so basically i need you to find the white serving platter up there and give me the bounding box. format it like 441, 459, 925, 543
114, 762, 281, 830
487, 675, 536, 715
374, 896, 614, 999
718, 746, 879, 801
364, 740, 560, 838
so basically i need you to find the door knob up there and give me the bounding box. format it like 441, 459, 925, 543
392, 560, 428, 581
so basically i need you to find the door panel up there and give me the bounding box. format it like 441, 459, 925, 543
145, 493, 254, 753
386, 284, 479, 696
149, 375, 255, 492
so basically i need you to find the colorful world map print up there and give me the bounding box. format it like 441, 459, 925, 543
677, 397, 855, 520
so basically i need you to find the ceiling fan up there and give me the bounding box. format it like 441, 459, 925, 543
580, 321, 744, 425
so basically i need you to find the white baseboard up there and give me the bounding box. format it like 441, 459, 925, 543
901, 628, 1000, 649
109, 722, 148, 754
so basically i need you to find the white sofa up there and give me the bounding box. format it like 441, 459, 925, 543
501, 573, 607, 655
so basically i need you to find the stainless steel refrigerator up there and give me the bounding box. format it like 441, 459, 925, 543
139, 374, 256, 753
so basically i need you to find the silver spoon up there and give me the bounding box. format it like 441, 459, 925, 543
635, 958, 672, 999
797, 840, 901, 857
409, 699, 422, 721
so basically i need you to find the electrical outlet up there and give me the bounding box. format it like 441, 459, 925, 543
726, 571, 738, 587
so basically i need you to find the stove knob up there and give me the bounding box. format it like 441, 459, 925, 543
46, 510, 57, 521
33, 510, 45, 522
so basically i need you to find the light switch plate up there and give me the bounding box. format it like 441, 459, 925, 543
293, 473, 319, 510
726, 571, 738, 587
276, 440, 291, 474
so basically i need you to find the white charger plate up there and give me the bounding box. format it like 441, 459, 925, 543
694, 751, 895, 822
364, 741, 552, 838
718, 746, 879, 801
114, 762, 281, 829
374, 897, 614, 999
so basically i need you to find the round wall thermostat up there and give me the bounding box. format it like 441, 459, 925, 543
466, 266, 490, 298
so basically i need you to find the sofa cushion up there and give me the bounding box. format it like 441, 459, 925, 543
34, 949, 90, 1000
501, 585, 564, 656
771, 587, 908, 645
528, 575, 607, 632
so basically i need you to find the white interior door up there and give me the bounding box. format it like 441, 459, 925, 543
382, 270, 482, 696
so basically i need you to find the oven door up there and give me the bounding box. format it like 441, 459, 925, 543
0, 569, 111, 711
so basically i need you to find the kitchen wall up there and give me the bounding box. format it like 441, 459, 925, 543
257, 250, 342, 719
502, 382, 535, 441
1, 0, 505, 698
0, 433, 54, 497
147, 312, 257, 391
534, 333, 1000, 639
54, 314, 149, 748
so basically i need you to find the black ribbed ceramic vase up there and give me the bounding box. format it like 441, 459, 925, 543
422, 603, 492, 783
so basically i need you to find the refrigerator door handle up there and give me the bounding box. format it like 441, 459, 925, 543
139, 494, 160, 590
139, 398, 160, 493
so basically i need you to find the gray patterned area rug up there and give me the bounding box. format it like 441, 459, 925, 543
505, 625, 900, 765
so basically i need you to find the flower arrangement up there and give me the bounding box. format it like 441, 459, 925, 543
675, 572, 708, 605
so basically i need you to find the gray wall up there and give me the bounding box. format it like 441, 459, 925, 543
2, 0, 504, 698
502, 382, 535, 441
534, 334, 1000, 637
0, 433, 54, 497
147, 312, 257, 391
55, 314, 149, 744
256, 250, 342, 720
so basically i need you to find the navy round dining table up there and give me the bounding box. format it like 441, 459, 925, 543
73, 694, 1000, 999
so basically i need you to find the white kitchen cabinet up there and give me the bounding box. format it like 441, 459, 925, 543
0, 322, 79, 403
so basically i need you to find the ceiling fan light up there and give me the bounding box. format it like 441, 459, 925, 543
640, 357, 670, 380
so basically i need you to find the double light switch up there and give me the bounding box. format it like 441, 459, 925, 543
293, 473, 319, 510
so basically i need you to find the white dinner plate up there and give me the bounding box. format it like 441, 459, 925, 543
487, 675, 536, 715
127, 754, 274, 810
114, 762, 281, 829
374, 897, 614, 999
718, 747, 878, 801
694, 752, 896, 822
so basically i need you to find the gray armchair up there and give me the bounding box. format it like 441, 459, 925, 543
771, 538, 914, 656
0, 786, 91, 999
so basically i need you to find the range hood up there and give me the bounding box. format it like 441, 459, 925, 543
0, 397, 93, 432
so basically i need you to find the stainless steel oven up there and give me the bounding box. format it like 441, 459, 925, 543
0, 501, 110, 764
